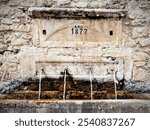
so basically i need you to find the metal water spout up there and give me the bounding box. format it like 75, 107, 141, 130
38, 68, 43, 100
90, 69, 93, 100
63, 68, 67, 100
113, 70, 118, 100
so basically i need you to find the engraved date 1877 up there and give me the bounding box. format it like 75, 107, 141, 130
71, 25, 87, 35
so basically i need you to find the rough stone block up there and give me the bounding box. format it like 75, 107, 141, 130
42, 0, 79, 8
22, 33, 32, 40
125, 81, 150, 93
0, 80, 22, 94
8, 0, 37, 7
11, 18, 21, 23
128, 8, 146, 19
133, 67, 149, 81
42, 0, 57, 7
0, 25, 11, 31
1, 18, 13, 25
127, 0, 139, 10
102, 47, 132, 57
133, 52, 148, 61
11, 38, 29, 46
16, 24, 31, 32
81, 47, 102, 57
0, 43, 7, 53
20, 55, 36, 79
10, 9, 25, 19
89, 0, 112, 8
0, 6, 10, 16
124, 56, 133, 81
122, 33, 136, 47
134, 61, 146, 67
132, 27, 148, 39
139, 1, 150, 9
70, 1, 88, 8
139, 38, 150, 47
7, 63, 18, 72
131, 19, 147, 26
146, 60, 150, 66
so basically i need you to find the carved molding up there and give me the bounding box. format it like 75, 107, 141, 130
28, 7, 127, 19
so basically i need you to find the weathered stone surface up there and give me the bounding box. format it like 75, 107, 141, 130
122, 33, 137, 47
28, 7, 127, 19
11, 18, 21, 23
147, 61, 150, 68
0, 43, 7, 53
128, 8, 146, 19
105, 0, 127, 9
124, 56, 133, 80
134, 61, 146, 67
133, 52, 148, 61
131, 19, 147, 26
17, 24, 31, 32
0, 80, 22, 94
0, 0, 149, 92
133, 66, 149, 81
70, 1, 88, 8
127, 0, 139, 10
22, 33, 32, 40
42, 0, 57, 7
1, 18, 13, 25
0, 100, 150, 113
102, 47, 132, 57
11, 38, 29, 46
138, 38, 150, 47
89, 1, 107, 8
125, 81, 150, 93
132, 27, 148, 39
10, 9, 25, 18
0, 6, 10, 16
139, 0, 150, 9
0, 25, 11, 31
34, 18, 122, 47
149, 31, 150, 38
8, 0, 37, 7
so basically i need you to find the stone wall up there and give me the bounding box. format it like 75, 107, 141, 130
0, 0, 150, 91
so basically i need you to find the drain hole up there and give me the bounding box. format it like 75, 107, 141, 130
0, 62, 2, 67
42, 30, 46, 35
110, 31, 113, 36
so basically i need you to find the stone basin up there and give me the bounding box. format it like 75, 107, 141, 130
0, 100, 150, 113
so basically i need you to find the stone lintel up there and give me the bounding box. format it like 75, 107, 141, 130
28, 7, 127, 19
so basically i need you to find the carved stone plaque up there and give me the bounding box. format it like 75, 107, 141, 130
34, 19, 122, 47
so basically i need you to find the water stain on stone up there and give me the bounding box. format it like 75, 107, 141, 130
0, 76, 149, 100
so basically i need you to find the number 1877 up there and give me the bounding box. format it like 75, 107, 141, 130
71, 25, 87, 35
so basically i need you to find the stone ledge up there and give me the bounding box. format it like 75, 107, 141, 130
28, 7, 127, 19
0, 100, 150, 113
